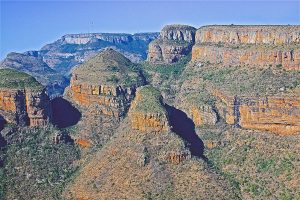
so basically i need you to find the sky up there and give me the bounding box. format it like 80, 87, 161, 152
0, 0, 299, 59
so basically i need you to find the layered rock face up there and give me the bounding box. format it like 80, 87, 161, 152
192, 25, 300, 71
69, 48, 145, 120
147, 25, 196, 63
192, 44, 300, 70
195, 25, 300, 45
129, 86, 170, 133
0, 69, 51, 127
212, 89, 300, 135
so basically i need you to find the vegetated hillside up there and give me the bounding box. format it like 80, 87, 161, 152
0, 52, 68, 96
0, 125, 80, 200
64, 86, 240, 200
0, 68, 42, 89
39, 32, 159, 75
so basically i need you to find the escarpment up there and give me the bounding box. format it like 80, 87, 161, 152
192, 25, 300, 70
147, 25, 196, 63
128, 86, 170, 133
68, 48, 145, 120
0, 69, 51, 127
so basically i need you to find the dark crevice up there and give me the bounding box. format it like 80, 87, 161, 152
51, 97, 81, 128
165, 104, 207, 161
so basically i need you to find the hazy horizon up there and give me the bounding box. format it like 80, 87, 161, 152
1, 0, 299, 59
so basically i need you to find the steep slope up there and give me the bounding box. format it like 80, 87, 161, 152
40, 32, 159, 75
147, 25, 196, 63
64, 86, 239, 199
0, 69, 52, 127
0, 52, 68, 96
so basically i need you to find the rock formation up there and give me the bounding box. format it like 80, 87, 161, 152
129, 86, 170, 133
192, 25, 300, 71
213, 89, 300, 135
0, 69, 51, 127
68, 48, 145, 120
147, 25, 196, 63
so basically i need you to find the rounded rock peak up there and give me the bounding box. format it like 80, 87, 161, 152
71, 49, 143, 87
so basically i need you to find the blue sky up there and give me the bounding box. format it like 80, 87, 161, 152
1, 0, 299, 59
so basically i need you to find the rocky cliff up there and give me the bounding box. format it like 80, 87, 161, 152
129, 86, 170, 133
0, 69, 51, 127
213, 89, 300, 135
192, 25, 300, 71
195, 25, 300, 45
147, 25, 196, 63
68, 48, 145, 120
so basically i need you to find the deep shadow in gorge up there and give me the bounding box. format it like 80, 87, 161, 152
51, 97, 81, 128
166, 104, 207, 161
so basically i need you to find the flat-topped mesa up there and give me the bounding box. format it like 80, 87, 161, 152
195, 25, 300, 45
69, 48, 145, 119
192, 25, 300, 70
147, 24, 196, 64
0, 69, 51, 127
128, 86, 170, 133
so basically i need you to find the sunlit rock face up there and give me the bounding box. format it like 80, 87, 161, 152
147, 25, 196, 64
0, 69, 51, 127
195, 25, 300, 45
192, 25, 300, 71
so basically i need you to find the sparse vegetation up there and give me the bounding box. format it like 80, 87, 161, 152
1, 124, 80, 199
133, 86, 166, 114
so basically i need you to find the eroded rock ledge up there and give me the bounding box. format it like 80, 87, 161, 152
147, 24, 196, 63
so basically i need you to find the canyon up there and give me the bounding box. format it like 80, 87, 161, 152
0, 24, 300, 200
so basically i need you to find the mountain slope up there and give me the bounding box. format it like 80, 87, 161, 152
0, 52, 68, 96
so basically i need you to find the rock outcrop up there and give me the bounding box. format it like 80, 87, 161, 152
68, 48, 145, 120
0, 69, 51, 127
129, 86, 170, 133
192, 25, 300, 71
147, 25, 196, 63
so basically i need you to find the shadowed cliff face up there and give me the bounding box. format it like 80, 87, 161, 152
51, 97, 81, 128
166, 105, 206, 160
